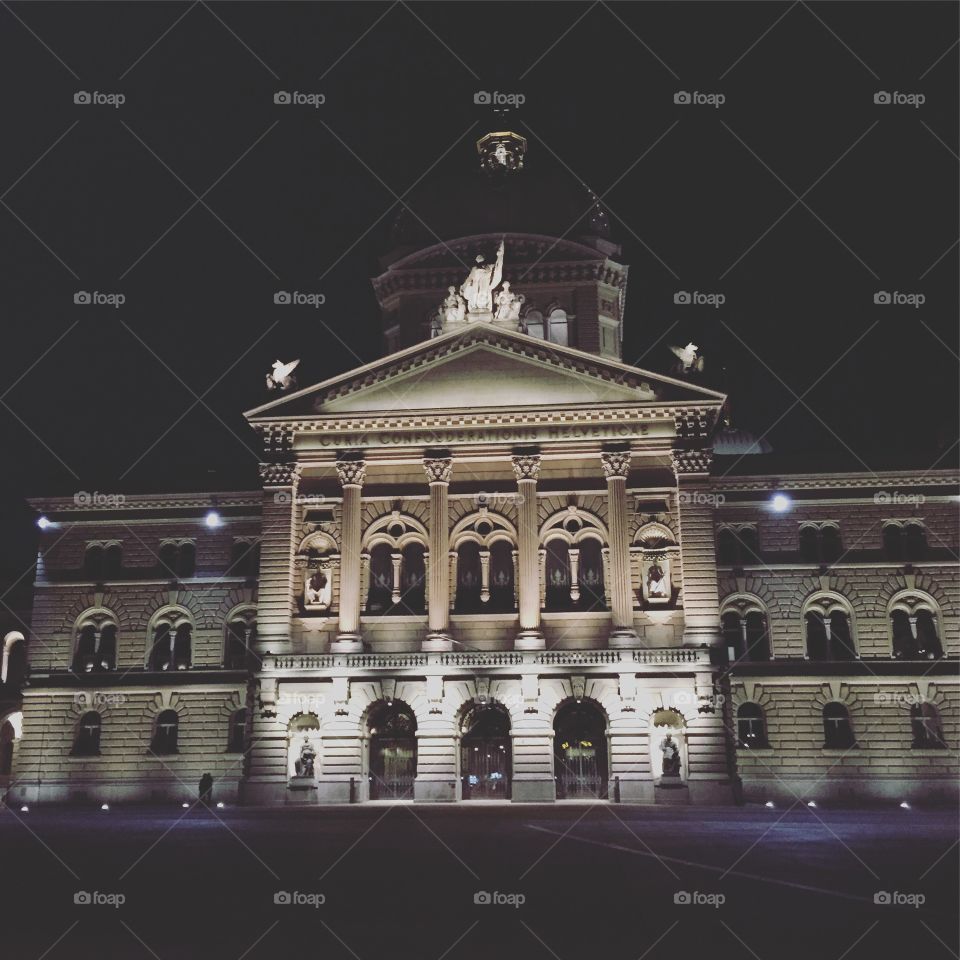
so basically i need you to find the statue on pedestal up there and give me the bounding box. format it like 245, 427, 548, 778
660, 733, 681, 778
440, 285, 466, 326
494, 281, 524, 323
460, 240, 504, 314
294, 737, 316, 778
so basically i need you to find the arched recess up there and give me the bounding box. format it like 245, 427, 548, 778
541, 507, 608, 613
72, 608, 118, 672
553, 697, 609, 799
887, 590, 943, 660
223, 604, 258, 669
802, 592, 857, 661
458, 700, 512, 799
720, 595, 773, 661
366, 699, 418, 800
297, 530, 338, 614
146, 606, 194, 671
2, 631, 26, 685
634, 521, 678, 607
649, 707, 687, 783
287, 712, 321, 780
0, 710, 23, 776
451, 510, 518, 614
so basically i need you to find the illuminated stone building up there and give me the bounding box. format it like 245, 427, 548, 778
5, 133, 957, 807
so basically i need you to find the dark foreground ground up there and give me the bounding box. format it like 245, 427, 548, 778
0, 801, 956, 959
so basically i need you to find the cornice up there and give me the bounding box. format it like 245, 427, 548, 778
713, 471, 959, 492
28, 491, 262, 513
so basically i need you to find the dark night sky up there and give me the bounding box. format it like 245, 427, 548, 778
0, 1, 957, 598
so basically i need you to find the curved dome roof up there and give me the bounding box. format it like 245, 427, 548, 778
386, 132, 616, 259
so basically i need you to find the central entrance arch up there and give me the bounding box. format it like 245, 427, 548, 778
460, 703, 511, 800
367, 701, 417, 800
554, 699, 608, 799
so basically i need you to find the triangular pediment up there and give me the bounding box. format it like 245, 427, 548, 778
245, 324, 724, 421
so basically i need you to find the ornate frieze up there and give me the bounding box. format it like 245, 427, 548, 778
259, 462, 302, 488
671, 449, 713, 477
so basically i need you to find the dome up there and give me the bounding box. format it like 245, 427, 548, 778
386, 131, 616, 260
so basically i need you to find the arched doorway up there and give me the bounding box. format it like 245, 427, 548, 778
554, 700, 608, 799
0, 718, 17, 775
368, 701, 417, 800
460, 703, 511, 800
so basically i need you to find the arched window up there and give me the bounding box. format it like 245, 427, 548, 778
800, 525, 842, 563
72, 711, 102, 756
544, 539, 572, 611
224, 617, 256, 669
149, 618, 192, 671
151, 710, 179, 755
524, 309, 544, 340
366, 544, 393, 613
230, 540, 259, 578
227, 708, 247, 753
83, 545, 105, 580
736, 703, 768, 747
722, 608, 772, 662
805, 602, 856, 661
159, 542, 195, 579
883, 523, 903, 561
455, 541, 483, 613
911, 703, 946, 749
820, 526, 842, 562
738, 527, 760, 562
578, 538, 606, 611
398, 543, 426, 614
488, 540, 514, 613
891, 608, 943, 660
904, 523, 927, 561
717, 529, 738, 565
547, 308, 568, 346
822, 703, 855, 749
74, 619, 117, 672
0, 719, 15, 773
460, 703, 511, 799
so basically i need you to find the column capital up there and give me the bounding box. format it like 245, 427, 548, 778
671, 448, 713, 478
601, 451, 631, 480
512, 454, 541, 482
336, 459, 367, 488
423, 457, 453, 484
259, 462, 302, 487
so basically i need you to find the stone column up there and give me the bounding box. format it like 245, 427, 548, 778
512, 454, 544, 650
423, 457, 453, 651
602, 451, 639, 645
332, 459, 365, 653
255, 462, 302, 653
672, 449, 722, 647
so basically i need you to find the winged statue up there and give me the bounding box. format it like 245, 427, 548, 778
669, 343, 704, 375
266, 359, 300, 391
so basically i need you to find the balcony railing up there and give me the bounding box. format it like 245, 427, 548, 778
263, 647, 709, 672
